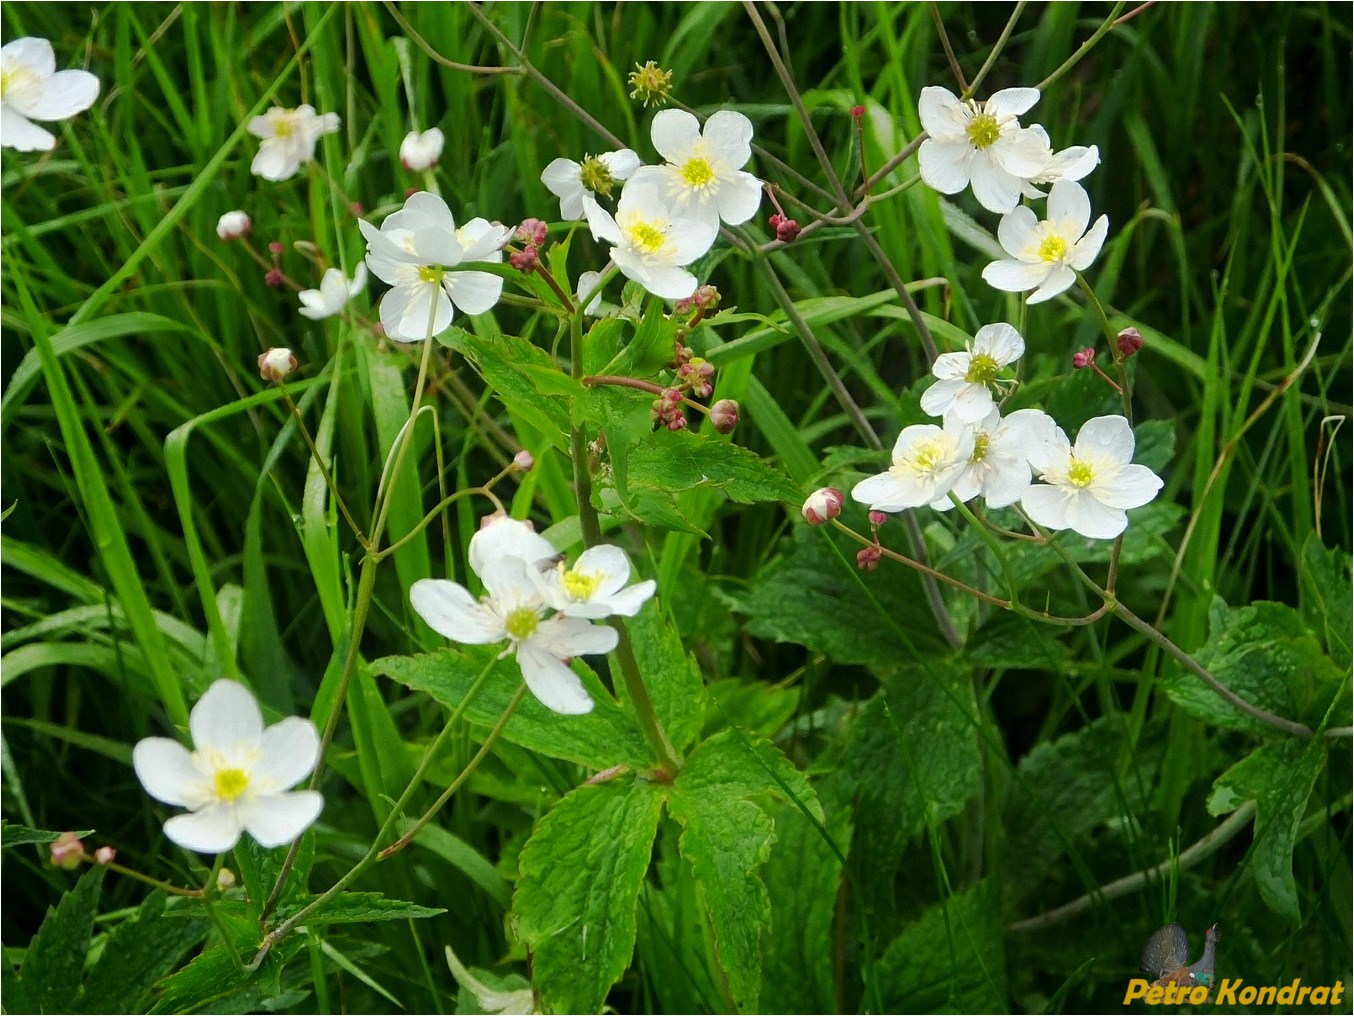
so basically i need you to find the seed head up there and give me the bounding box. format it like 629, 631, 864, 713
628, 61, 674, 108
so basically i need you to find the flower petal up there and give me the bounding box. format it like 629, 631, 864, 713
982, 259, 1049, 293
601, 148, 642, 179
851, 471, 928, 512
395, 282, 452, 340
1047, 179, 1091, 235
650, 108, 701, 163
534, 615, 620, 659
665, 215, 719, 265
1075, 415, 1136, 462
163, 805, 244, 854
1095, 464, 1163, 510
1020, 484, 1071, 531
446, 270, 504, 317
516, 643, 596, 715
571, 544, 631, 589
2, 38, 56, 78
715, 170, 763, 226
702, 109, 754, 168
252, 717, 320, 793
250, 140, 297, 181
917, 139, 973, 194
410, 579, 505, 644
974, 322, 1025, 365
996, 206, 1040, 257
1069, 215, 1109, 271
133, 737, 212, 808
601, 580, 657, 617
191, 681, 263, 757
16, 69, 99, 120
917, 85, 966, 138
1065, 492, 1128, 539
948, 383, 996, 423
469, 516, 559, 575
0, 105, 55, 151
985, 87, 1041, 118
1024, 422, 1071, 475
968, 156, 1022, 214
241, 791, 324, 848
1027, 263, 1075, 303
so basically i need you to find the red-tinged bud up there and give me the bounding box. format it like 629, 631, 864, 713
1071, 347, 1096, 369
850, 104, 866, 119
869, 510, 888, 527
775, 216, 801, 243
674, 296, 695, 315
694, 284, 720, 310
802, 487, 844, 525
710, 399, 739, 435
215, 210, 251, 241
50, 832, 84, 870
94, 846, 116, 865
662, 387, 682, 405
349, 201, 364, 216
666, 415, 687, 431
513, 449, 535, 472
268, 241, 284, 256
405, 187, 418, 199
265, 268, 284, 287
510, 246, 539, 272
1117, 326, 1143, 358
515, 218, 549, 247
857, 546, 882, 570
258, 347, 298, 382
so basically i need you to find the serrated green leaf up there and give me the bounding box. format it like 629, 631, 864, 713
276, 891, 445, 926
626, 600, 705, 753
514, 777, 665, 1014
0, 822, 94, 848
373, 648, 652, 770
1207, 738, 1327, 921
148, 948, 258, 1015
445, 329, 571, 443
21, 866, 106, 1013
607, 300, 674, 379
234, 832, 314, 923
625, 430, 800, 505
965, 614, 1071, 670
76, 895, 209, 1014
1299, 534, 1353, 669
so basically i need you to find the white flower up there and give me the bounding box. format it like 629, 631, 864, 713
216, 210, 252, 241
400, 127, 444, 171
1021, 414, 1163, 539
929, 408, 1059, 511
851, 423, 975, 512
410, 518, 621, 715
982, 179, 1109, 303
628, 109, 763, 227
258, 347, 297, 381
541, 148, 641, 238
590, 180, 717, 299
132, 681, 322, 854
359, 191, 511, 341
576, 270, 604, 316
0, 37, 99, 152
536, 545, 656, 620
247, 104, 339, 181
920, 322, 1024, 424
298, 263, 368, 320
916, 85, 1051, 213
1019, 127, 1100, 198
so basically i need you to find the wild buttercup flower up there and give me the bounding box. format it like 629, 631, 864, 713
1021, 414, 1163, 539
916, 85, 1051, 214
216, 210, 252, 241
590, 180, 717, 299
630, 109, 763, 228
359, 191, 511, 341
920, 322, 1025, 424
535, 545, 656, 620
248, 105, 339, 181
983, 179, 1109, 303
298, 263, 367, 320
929, 408, 1059, 511
541, 148, 641, 236
0, 37, 99, 152
133, 680, 323, 853
852, 423, 975, 512
400, 127, 444, 171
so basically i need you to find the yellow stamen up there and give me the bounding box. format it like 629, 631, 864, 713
965, 353, 1000, 384
504, 606, 540, 641
579, 156, 616, 197
627, 220, 667, 255
908, 440, 945, 475
1037, 234, 1068, 263
680, 157, 716, 188
562, 567, 603, 601
214, 768, 249, 801
418, 265, 446, 284
965, 111, 1002, 149
1067, 460, 1095, 487
971, 433, 990, 463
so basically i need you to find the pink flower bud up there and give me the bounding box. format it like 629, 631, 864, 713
94, 846, 116, 865
694, 284, 720, 310
1071, 347, 1096, 369
850, 104, 866, 119
869, 510, 888, 527
258, 347, 298, 382
802, 487, 844, 525
770, 214, 801, 243
215, 210, 251, 241
349, 201, 364, 216
856, 546, 882, 570
662, 387, 682, 405
264, 268, 284, 288
50, 832, 84, 870
1117, 327, 1143, 358
674, 296, 695, 315
267, 241, 284, 256
513, 449, 535, 472
510, 247, 539, 272
710, 399, 739, 435
666, 415, 687, 431
515, 218, 549, 247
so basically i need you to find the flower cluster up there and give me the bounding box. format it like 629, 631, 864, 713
409, 515, 656, 715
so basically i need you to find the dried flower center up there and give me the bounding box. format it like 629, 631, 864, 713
680, 157, 716, 189
504, 606, 540, 641
1037, 234, 1068, 263
971, 433, 990, 462
562, 567, 603, 601
628, 61, 674, 108
418, 265, 446, 284
626, 219, 668, 256
965, 353, 1001, 384
965, 111, 1002, 149
579, 156, 616, 197
1067, 460, 1096, 488
214, 768, 250, 801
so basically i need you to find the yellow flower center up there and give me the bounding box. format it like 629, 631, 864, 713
561, 567, 603, 601
214, 768, 250, 801
971, 433, 990, 462
579, 156, 616, 197
1067, 460, 1096, 487
680, 157, 716, 189
0, 65, 36, 101
965, 111, 1002, 149
965, 353, 1000, 384
418, 265, 446, 284
1037, 234, 1068, 263
626, 219, 667, 255
504, 606, 540, 641
907, 439, 945, 475
272, 115, 295, 138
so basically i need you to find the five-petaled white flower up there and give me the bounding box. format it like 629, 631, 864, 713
629, 109, 762, 228
248, 104, 340, 181
400, 127, 444, 171
359, 191, 511, 341
920, 322, 1025, 424
929, 408, 1059, 511
0, 37, 99, 153
916, 85, 1051, 214
298, 264, 367, 320
1021, 414, 1163, 539
851, 423, 975, 512
983, 179, 1109, 304
541, 148, 642, 239
590, 180, 717, 299
133, 680, 322, 854
535, 545, 656, 619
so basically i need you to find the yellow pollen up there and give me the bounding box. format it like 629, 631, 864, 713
562, 567, 603, 601
417, 265, 445, 284
971, 433, 990, 462
965, 353, 1000, 384
1037, 234, 1068, 263
273, 116, 295, 138
1067, 460, 1095, 487
504, 606, 540, 641
680, 157, 716, 188
965, 111, 1002, 149
214, 768, 249, 801
910, 440, 944, 474
627, 220, 667, 255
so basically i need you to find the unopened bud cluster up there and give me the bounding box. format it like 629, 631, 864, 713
652, 387, 686, 431
769, 212, 801, 243
511, 218, 549, 272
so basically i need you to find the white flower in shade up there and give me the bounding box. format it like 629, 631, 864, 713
1019, 127, 1100, 198
1021, 414, 1163, 539
920, 322, 1025, 424
851, 423, 975, 513
0, 38, 99, 152
929, 408, 1059, 511
359, 191, 511, 341
540, 148, 641, 237
576, 270, 604, 316
298, 263, 367, 320
132, 681, 322, 854
629, 109, 762, 227
400, 127, 444, 171
536, 545, 656, 620
248, 104, 339, 181
982, 179, 1109, 304
590, 180, 718, 299
216, 210, 252, 241
916, 85, 1052, 213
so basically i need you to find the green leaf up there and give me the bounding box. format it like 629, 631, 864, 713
77, 895, 210, 1014
624, 430, 800, 505
607, 300, 675, 379
275, 891, 446, 926
374, 648, 652, 769
1207, 738, 1327, 921
20, 866, 106, 1013
0, 822, 94, 848
1132, 418, 1177, 473
877, 879, 1006, 1012
233, 832, 314, 922
1163, 599, 1345, 734
626, 600, 705, 753
445, 329, 572, 443
1299, 534, 1353, 669
965, 614, 1071, 670
513, 777, 665, 1014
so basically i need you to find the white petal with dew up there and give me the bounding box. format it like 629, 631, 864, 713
1065, 492, 1127, 539
1094, 464, 1163, 510
1075, 415, 1136, 463
917, 139, 972, 194
1020, 484, 1071, 531
410, 579, 505, 644
241, 791, 324, 848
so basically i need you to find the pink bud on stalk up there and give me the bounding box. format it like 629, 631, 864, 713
50, 832, 84, 870
802, 487, 844, 525
710, 399, 739, 435
1117, 326, 1143, 358
513, 449, 535, 472
694, 284, 720, 310
258, 347, 298, 382
1071, 347, 1096, 370
769, 213, 801, 243
94, 846, 116, 865
216, 210, 251, 241
856, 546, 882, 570
869, 510, 888, 527
510, 247, 539, 272
515, 218, 549, 247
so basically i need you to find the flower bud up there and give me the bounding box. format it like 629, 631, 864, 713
216, 210, 251, 241
50, 832, 84, 870
674, 296, 695, 315
510, 246, 539, 272
666, 415, 687, 431
216, 867, 237, 890
850, 104, 866, 119
694, 284, 720, 310
1071, 346, 1096, 369
264, 268, 284, 287
515, 218, 549, 247
258, 347, 298, 382
1116, 326, 1143, 358
513, 449, 535, 472
769, 213, 801, 243
94, 846, 116, 865
856, 546, 882, 570
802, 487, 844, 525
400, 127, 445, 171
268, 241, 284, 256
710, 399, 739, 435
868, 509, 888, 527
349, 201, 364, 216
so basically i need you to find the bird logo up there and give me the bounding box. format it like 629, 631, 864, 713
1139, 923, 1221, 994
